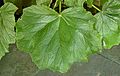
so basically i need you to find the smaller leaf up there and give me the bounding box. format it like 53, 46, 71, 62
0, 3, 17, 59
95, 0, 120, 48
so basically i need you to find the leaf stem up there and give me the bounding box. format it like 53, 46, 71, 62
92, 5, 101, 12
53, 0, 58, 9
59, 0, 61, 14
49, 0, 53, 7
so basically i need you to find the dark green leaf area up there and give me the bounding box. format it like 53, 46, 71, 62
95, 0, 120, 48
16, 5, 101, 73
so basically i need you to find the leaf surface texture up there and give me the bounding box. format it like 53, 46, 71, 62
95, 0, 120, 48
0, 3, 17, 59
16, 5, 101, 72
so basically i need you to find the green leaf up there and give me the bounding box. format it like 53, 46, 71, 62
95, 0, 120, 48
64, 0, 86, 7
16, 5, 101, 72
36, 0, 51, 6
0, 3, 17, 59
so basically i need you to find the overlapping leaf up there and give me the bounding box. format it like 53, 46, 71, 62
95, 0, 120, 48
16, 5, 101, 72
0, 3, 17, 59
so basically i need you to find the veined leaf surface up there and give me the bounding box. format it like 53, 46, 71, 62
0, 3, 17, 59
16, 5, 101, 72
95, 0, 120, 48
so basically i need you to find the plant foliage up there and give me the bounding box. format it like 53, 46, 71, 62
0, 0, 120, 73
0, 3, 17, 59
16, 5, 101, 72
95, 0, 120, 48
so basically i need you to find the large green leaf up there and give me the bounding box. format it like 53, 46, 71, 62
95, 0, 120, 48
0, 3, 17, 59
16, 5, 101, 72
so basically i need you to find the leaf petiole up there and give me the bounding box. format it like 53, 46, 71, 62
53, 0, 59, 9
59, 0, 61, 14
49, 0, 53, 7
92, 4, 101, 12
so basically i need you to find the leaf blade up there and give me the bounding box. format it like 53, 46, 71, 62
95, 0, 120, 48
0, 3, 17, 59
16, 5, 101, 72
